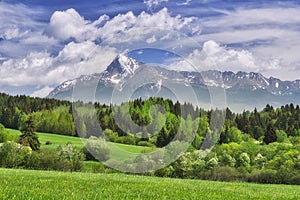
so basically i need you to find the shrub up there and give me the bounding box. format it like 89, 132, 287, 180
137, 141, 153, 147
288, 174, 300, 185
0, 142, 31, 168
92, 162, 106, 173
219, 154, 236, 167
154, 166, 175, 177
237, 153, 251, 168
103, 129, 118, 142
247, 169, 279, 184
83, 136, 110, 162
115, 136, 136, 145
211, 166, 244, 182
206, 157, 218, 169
57, 144, 84, 172
0, 124, 9, 143
253, 153, 267, 169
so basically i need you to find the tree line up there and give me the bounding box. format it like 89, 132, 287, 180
1, 93, 300, 184
0, 93, 299, 148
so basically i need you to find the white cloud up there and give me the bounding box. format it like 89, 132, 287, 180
0, 2, 44, 34
0, 41, 117, 87
45, 7, 198, 47
176, 0, 192, 6
46, 8, 99, 42
170, 40, 280, 74
202, 8, 300, 29
0, 2, 58, 58
2, 28, 28, 40
98, 8, 197, 45
137, 50, 143, 55
195, 6, 300, 80
146, 35, 157, 43
31, 86, 54, 97
144, 0, 168, 11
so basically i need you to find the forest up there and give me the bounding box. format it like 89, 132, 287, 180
0, 92, 300, 184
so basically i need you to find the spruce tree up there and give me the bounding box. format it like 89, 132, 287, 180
263, 123, 277, 144
19, 116, 40, 151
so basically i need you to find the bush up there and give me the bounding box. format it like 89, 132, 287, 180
211, 166, 244, 182
83, 136, 110, 162
206, 157, 218, 169
103, 129, 118, 142
57, 144, 84, 172
288, 174, 300, 185
237, 153, 251, 168
92, 162, 106, 173
154, 166, 175, 177
115, 136, 136, 145
247, 169, 279, 184
0, 124, 10, 143
0, 142, 31, 168
137, 141, 154, 147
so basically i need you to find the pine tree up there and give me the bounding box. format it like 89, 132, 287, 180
19, 116, 40, 151
263, 123, 277, 144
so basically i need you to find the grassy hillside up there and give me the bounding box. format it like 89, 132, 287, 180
0, 168, 299, 199
6, 128, 153, 160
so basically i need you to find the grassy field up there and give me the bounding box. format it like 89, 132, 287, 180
0, 168, 299, 199
6, 128, 153, 160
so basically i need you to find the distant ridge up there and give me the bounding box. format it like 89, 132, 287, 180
48, 55, 300, 112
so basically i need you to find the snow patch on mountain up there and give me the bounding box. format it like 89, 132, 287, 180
48, 54, 300, 100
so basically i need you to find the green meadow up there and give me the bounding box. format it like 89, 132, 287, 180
6, 128, 153, 161
0, 168, 299, 200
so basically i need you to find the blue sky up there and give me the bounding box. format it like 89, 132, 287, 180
0, 0, 300, 96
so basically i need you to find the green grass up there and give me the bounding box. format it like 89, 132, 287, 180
7, 128, 86, 149
0, 168, 299, 199
6, 128, 153, 160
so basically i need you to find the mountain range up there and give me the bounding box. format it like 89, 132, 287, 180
48, 55, 300, 112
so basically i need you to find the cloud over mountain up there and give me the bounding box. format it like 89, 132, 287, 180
0, 1, 300, 97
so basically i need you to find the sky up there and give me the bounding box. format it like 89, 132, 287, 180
0, 0, 300, 97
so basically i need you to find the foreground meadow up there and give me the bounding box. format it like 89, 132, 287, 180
0, 168, 299, 200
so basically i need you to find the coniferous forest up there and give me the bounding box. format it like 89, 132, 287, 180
0, 92, 300, 184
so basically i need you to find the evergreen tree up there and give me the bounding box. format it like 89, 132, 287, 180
263, 123, 277, 144
19, 116, 40, 151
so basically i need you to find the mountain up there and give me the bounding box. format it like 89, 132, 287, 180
48, 55, 300, 112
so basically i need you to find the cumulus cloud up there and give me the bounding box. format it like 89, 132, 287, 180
45, 7, 197, 46
144, 0, 168, 11
0, 41, 116, 87
98, 7, 197, 44
31, 86, 54, 97
170, 40, 281, 74
46, 8, 100, 42
195, 6, 300, 80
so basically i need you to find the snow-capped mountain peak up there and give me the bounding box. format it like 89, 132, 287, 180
118, 54, 139, 75
47, 55, 300, 112
104, 54, 140, 76
102, 54, 142, 88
